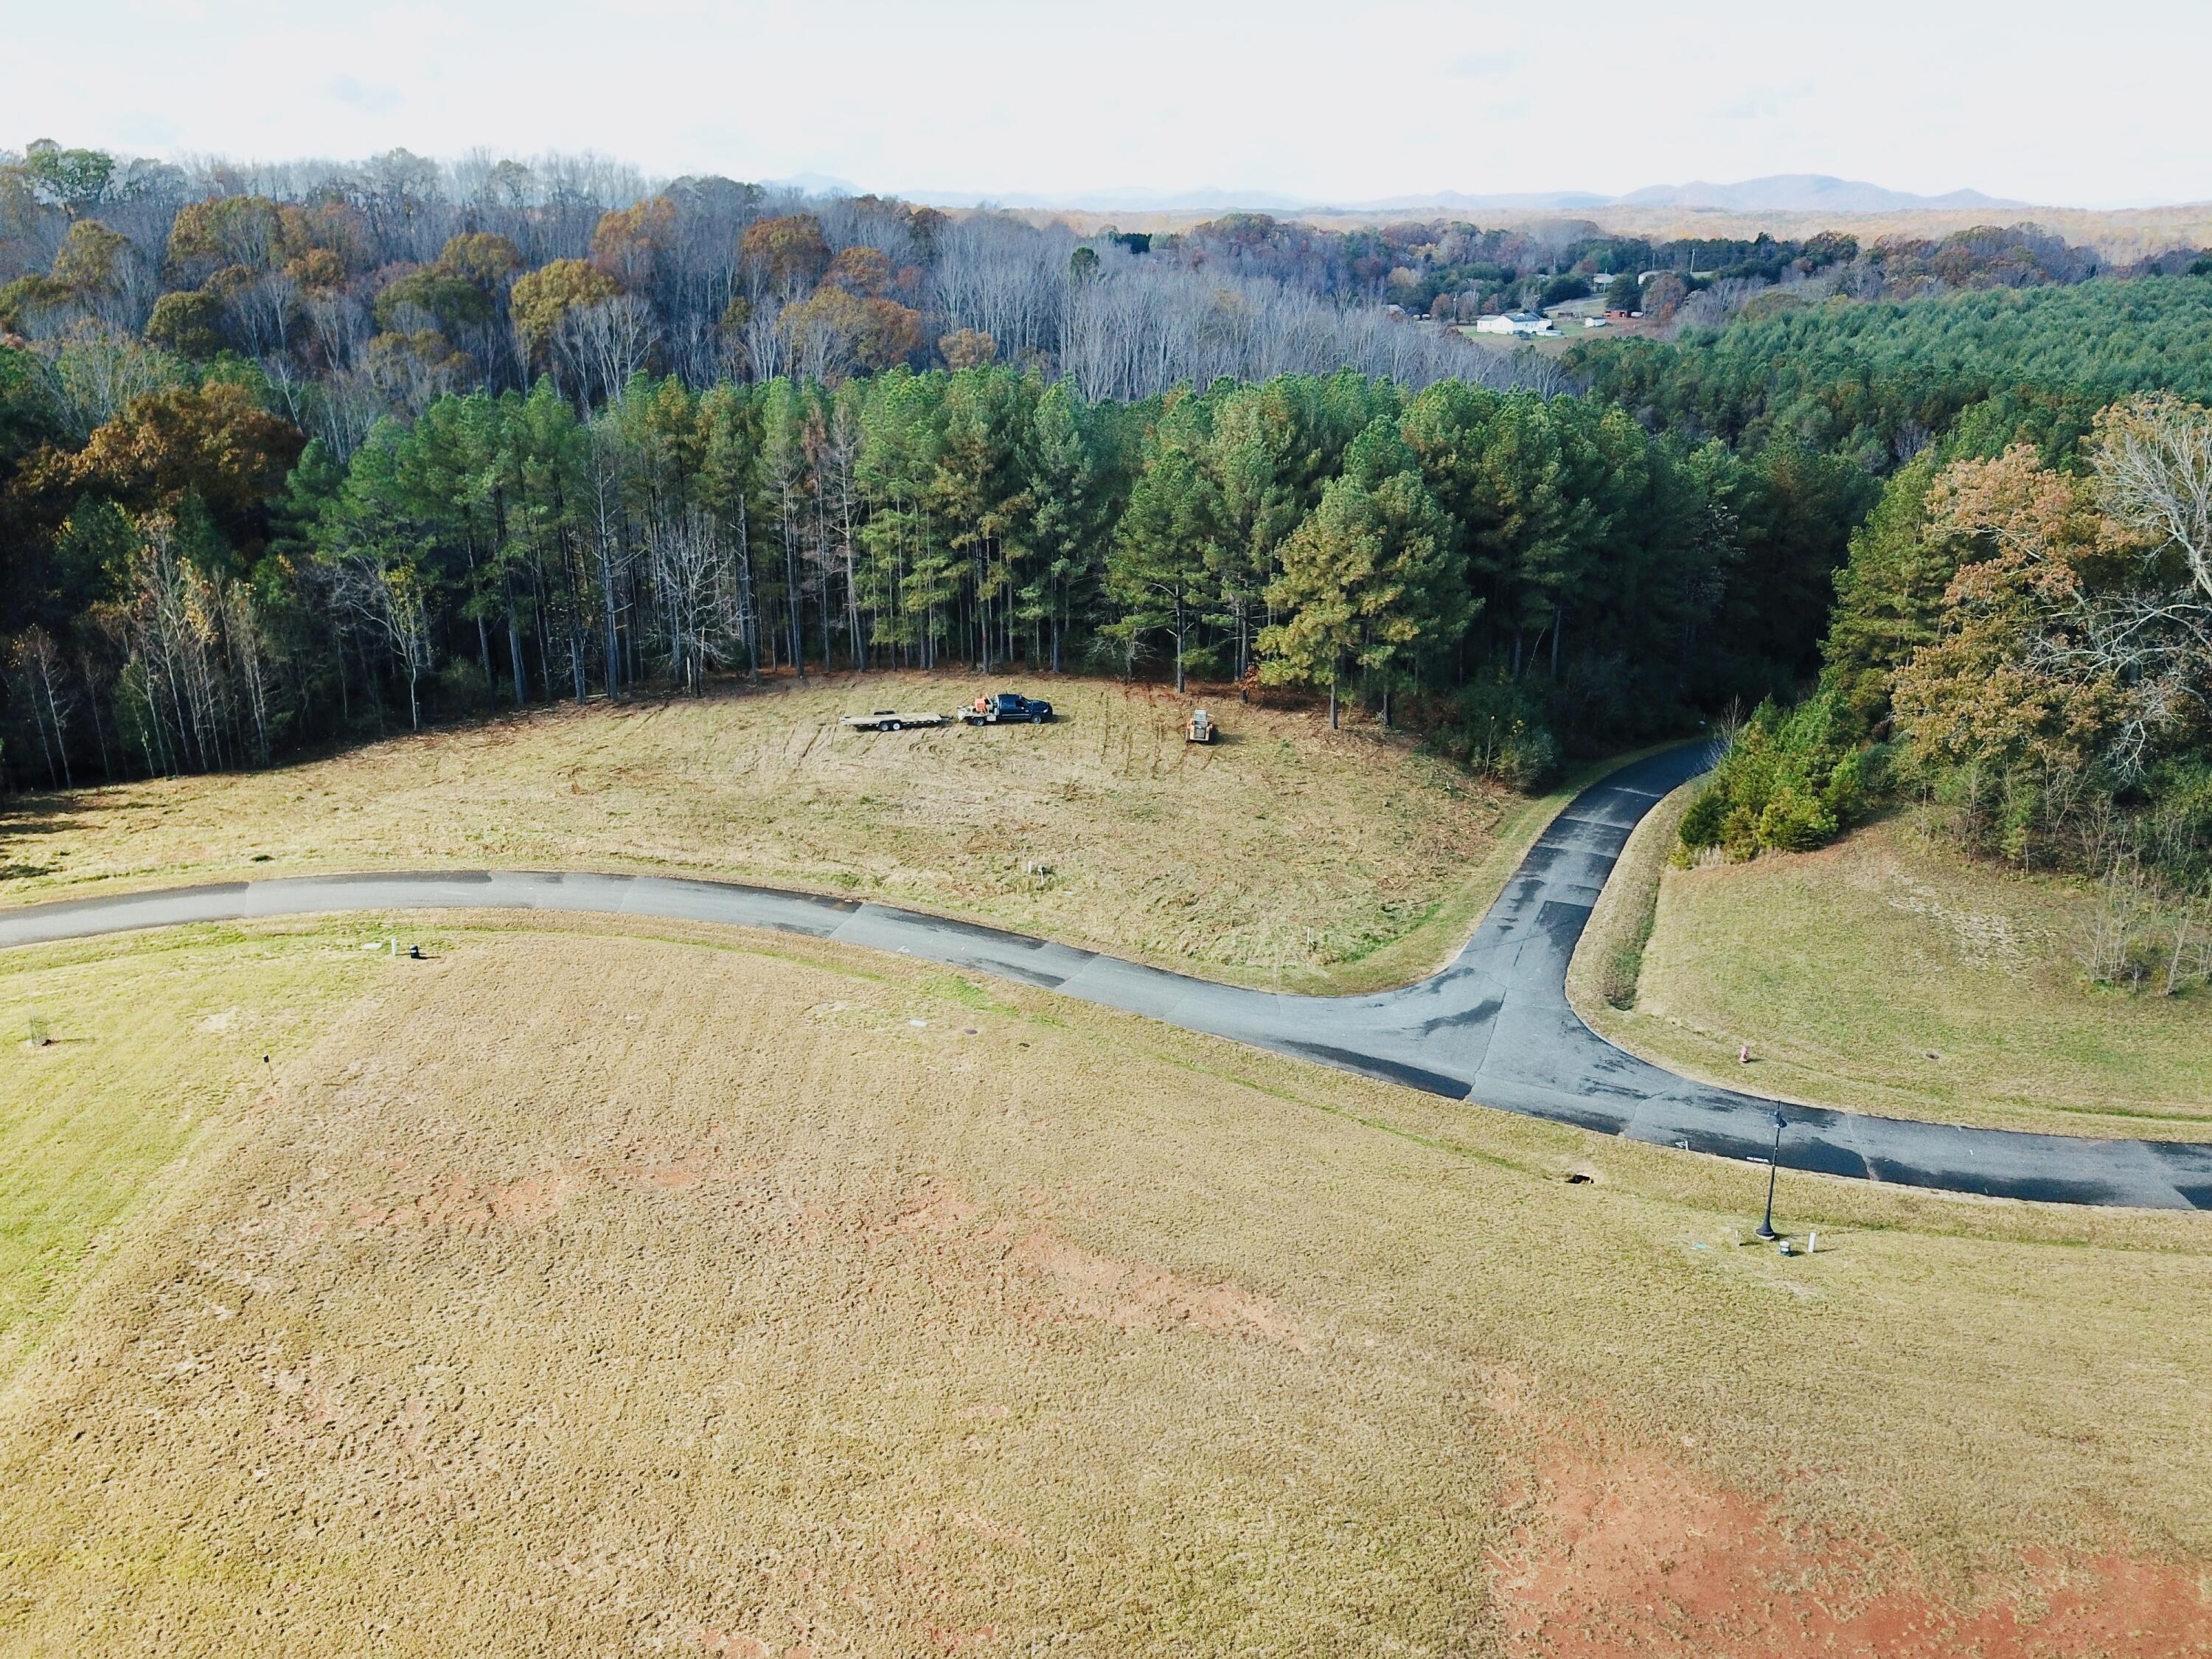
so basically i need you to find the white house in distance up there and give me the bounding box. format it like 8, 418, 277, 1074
1472, 310, 1559, 338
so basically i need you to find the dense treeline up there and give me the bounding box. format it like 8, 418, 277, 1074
1599, 223, 2185, 339
1550, 238, 2212, 982
0, 139, 1573, 465
1136, 218, 1864, 321
13, 132, 2212, 923
1678, 392, 2212, 985
11, 138, 2194, 470
0, 341, 1871, 790
1573, 276, 2212, 461
1176, 215, 2175, 325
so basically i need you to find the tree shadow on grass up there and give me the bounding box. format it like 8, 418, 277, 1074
1, 792, 97, 886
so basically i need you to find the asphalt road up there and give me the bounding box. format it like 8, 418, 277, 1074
7, 745, 2209, 1210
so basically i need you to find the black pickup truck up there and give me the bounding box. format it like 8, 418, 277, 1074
961, 692, 1055, 725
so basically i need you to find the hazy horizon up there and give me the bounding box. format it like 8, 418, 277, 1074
10, 0, 2208, 212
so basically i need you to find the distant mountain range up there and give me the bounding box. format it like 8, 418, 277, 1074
909, 185, 1321, 213
906, 175, 2028, 217
1613, 176, 2023, 213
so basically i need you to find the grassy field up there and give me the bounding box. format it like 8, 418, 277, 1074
0, 674, 1606, 996
0, 929, 381, 1380
1578, 809, 2212, 1140
4, 915, 2211, 1655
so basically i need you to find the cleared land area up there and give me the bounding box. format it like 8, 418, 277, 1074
1577, 808, 2212, 1141
4, 917, 2212, 1655
0, 675, 1579, 995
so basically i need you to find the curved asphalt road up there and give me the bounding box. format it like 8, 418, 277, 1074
5, 745, 2210, 1210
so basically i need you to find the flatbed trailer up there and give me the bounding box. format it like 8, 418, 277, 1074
839, 709, 950, 731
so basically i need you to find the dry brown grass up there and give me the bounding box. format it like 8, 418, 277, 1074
0, 674, 1595, 995
4, 915, 2211, 1655
1582, 812, 2212, 1140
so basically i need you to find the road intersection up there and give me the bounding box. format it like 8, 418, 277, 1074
7, 746, 2208, 1209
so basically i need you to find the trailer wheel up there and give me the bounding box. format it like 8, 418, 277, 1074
884, 719, 902, 731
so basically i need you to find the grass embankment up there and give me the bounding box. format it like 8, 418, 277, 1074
1565, 777, 1702, 1015
0, 675, 1613, 996
3, 918, 2211, 1654
1579, 809, 2212, 1140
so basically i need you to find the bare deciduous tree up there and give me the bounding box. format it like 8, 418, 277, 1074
2096, 393, 2212, 603
4, 628, 76, 787
557, 293, 658, 408
647, 508, 745, 692
47, 319, 180, 437
336, 558, 436, 729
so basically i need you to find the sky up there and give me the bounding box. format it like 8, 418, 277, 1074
8, 0, 2209, 209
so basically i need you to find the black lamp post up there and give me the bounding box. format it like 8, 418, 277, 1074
1754, 1107, 1787, 1241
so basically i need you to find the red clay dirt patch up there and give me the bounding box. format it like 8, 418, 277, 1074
1493, 1439, 2212, 1657
341, 1137, 773, 1235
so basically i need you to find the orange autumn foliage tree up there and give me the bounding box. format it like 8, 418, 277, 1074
509, 258, 619, 364
777, 286, 922, 378
590, 197, 677, 290
65, 383, 304, 552
739, 214, 830, 297
1890, 445, 2126, 779
1886, 396, 2212, 871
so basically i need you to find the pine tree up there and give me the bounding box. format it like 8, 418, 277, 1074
1107, 403, 1220, 692
1260, 418, 1469, 728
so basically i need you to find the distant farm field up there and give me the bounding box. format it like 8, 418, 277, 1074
0, 675, 1583, 995
1579, 809, 2212, 1141
3, 917, 2211, 1655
